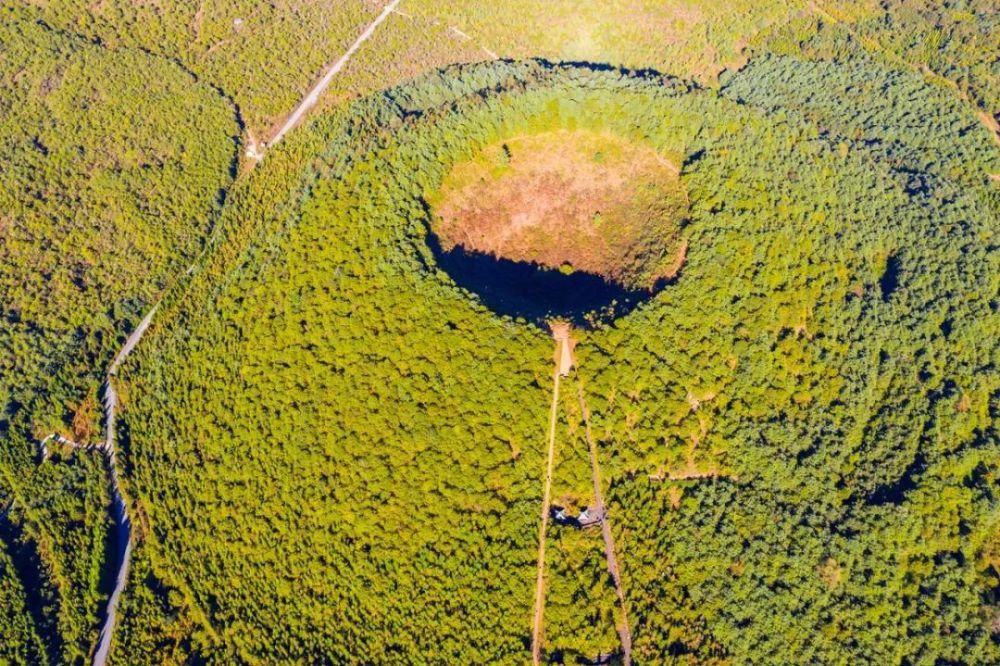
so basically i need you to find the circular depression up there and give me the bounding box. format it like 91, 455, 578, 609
425, 129, 689, 326
364, 68, 699, 329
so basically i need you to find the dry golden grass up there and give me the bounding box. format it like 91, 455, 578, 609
430, 130, 688, 289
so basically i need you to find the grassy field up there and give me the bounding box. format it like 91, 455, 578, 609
429, 130, 687, 289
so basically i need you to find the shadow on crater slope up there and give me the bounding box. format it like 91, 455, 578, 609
426, 231, 663, 328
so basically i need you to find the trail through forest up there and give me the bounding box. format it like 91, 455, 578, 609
79, 2, 405, 658
251, 0, 402, 158
90, 307, 160, 666
533, 329, 632, 664
32, 306, 157, 665
531, 331, 564, 665
578, 382, 632, 666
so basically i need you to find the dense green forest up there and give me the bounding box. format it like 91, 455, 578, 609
19, 0, 381, 138
0, 7, 238, 661
1, 0, 998, 663
111, 47, 998, 663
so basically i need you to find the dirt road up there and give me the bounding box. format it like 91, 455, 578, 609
578, 381, 632, 666
263, 0, 401, 153
531, 337, 564, 665
89, 1, 403, 658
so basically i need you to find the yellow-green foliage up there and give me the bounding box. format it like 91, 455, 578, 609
2, 1, 999, 663
0, 11, 238, 438
404, 0, 811, 81
0, 9, 237, 661
21, 0, 381, 135
113, 54, 998, 663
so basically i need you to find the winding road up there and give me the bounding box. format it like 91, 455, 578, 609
32, 306, 158, 665
90, 305, 159, 666
83, 0, 405, 658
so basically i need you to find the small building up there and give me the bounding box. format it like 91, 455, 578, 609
551, 504, 604, 529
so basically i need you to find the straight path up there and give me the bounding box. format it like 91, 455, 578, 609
531, 334, 564, 665
578, 381, 632, 666
261, 0, 401, 154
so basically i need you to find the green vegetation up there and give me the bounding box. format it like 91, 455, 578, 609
820, 0, 1000, 122
0, 8, 237, 661
111, 43, 998, 662
21, 0, 382, 138
404, 0, 812, 82
590, 45, 1000, 661
2, 0, 998, 663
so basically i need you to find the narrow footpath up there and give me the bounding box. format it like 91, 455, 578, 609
578, 382, 633, 666
531, 326, 566, 665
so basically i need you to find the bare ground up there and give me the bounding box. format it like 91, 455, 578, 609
432, 130, 688, 289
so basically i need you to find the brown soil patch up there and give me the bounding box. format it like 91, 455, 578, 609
429, 130, 688, 289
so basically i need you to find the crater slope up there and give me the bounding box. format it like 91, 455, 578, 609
111, 56, 999, 664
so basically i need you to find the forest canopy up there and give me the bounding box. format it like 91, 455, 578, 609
109, 53, 999, 663
0, 8, 238, 661
1, 0, 998, 664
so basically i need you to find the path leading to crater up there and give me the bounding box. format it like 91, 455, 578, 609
531, 330, 565, 665
533, 328, 632, 664
578, 381, 633, 666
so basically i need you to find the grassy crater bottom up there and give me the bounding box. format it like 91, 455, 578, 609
429, 129, 688, 291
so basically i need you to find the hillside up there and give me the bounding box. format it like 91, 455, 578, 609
1, 1, 998, 664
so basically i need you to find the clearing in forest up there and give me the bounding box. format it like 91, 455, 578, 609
429, 130, 688, 290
